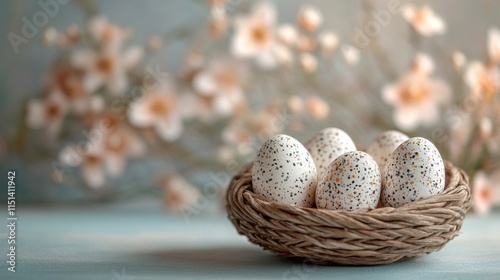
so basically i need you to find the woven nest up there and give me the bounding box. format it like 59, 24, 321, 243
226, 160, 472, 265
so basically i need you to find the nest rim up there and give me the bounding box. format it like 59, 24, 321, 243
226, 160, 472, 265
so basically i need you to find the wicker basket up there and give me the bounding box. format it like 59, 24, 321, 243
226, 160, 472, 265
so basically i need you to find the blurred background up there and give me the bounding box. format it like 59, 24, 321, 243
0, 0, 499, 216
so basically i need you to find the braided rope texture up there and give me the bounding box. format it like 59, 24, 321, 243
226, 161, 472, 265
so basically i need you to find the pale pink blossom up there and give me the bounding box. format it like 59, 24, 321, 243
193, 58, 246, 117
50, 67, 89, 114
411, 53, 434, 75
89, 95, 105, 113
59, 143, 107, 188
222, 119, 253, 155
209, 5, 228, 38
341, 44, 360, 65
318, 31, 339, 54
402, 5, 446, 36
306, 96, 329, 120
276, 24, 298, 46
488, 27, 500, 64
162, 175, 201, 214
71, 46, 143, 96
222, 106, 284, 155
273, 44, 293, 66
472, 172, 495, 216
185, 50, 204, 69
231, 2, 279, 69
102, 126, 145, 176
287, 95, 304, 114
42, 27, 59, 46
452, 51, 466, 71
479, 117, 493, 140
217, 146, 234, 162
251, 105, 285, 136
147, 35, 163, 51
128, 85, 183, 141
299, 53, 317, 73
465, 61, 499, 102
449, 118, 472, 162
298, 5, 322, 32
383, 55, 451, 131
88, 17, 127, 50
58, 24, 80, 47
27, 90, 68, 136
296, 35, 317, 52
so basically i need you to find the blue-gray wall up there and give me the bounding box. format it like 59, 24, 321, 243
1, 0, 499, 204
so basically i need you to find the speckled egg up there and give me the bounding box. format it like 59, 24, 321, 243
316, 151, 381, 211
382, 137, 445, 208
366, 130, 409, 170
305, 128, 357, 177
252, 134, 317, 207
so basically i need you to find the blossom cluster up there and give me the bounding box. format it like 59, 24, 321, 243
20, 1, 500, 214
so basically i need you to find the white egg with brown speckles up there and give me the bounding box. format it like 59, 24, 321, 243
316, 151, 381, 211
252, 134, 317, 207
366, 130, 409, 171
382, 137, 445, 208
305, 128, 356, 177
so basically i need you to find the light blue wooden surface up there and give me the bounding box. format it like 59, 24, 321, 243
1, 200, 499, 280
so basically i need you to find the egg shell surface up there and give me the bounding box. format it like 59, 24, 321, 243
305, 128, 357, 177
382, 137, 445, 208
316, 151, 381, 211
252, 134, 317, 207
366, 130, 409, 170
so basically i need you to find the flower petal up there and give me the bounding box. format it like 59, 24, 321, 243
256, 51, 278, 69
82, 164, 105, 188
382, 84, 400, 105
431, 79, 452, 104
277, 24, 298, 46
418, 105, 439, 125
59, 145, 82, 167
155, 116, 183, 141
341, 44, 360, 65
465, 61, 482, 88
71, 98, 89, 114
108, 71, 128, 96
413, 53, 434, 75
47, 118, 64, 136
420, 14, 446, 36
402, 5, 415, 23
128, 98, 156, 127
253, 2, 276, 25
122, 46, 144, 69
231, 31, 255, 58
83, 72, 105, 93
71, 49, 95, 69
105, 154, 125, 176
26, 100, 47, 129
472, 172, 493, 216
489, 27, 500, 64
193, 71, 217, 95
319, 31, 339, 53
127, 135, 145, 156
393, 107, 420, 131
